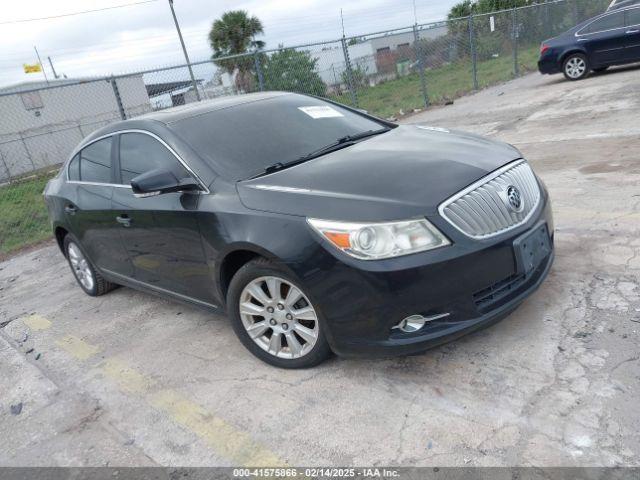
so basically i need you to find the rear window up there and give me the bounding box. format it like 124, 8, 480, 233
169, 95, 388, 181
79, 137, 112, 183
581, 11, 624, 33
627, 6, 640, 25
68, 154, 80, 181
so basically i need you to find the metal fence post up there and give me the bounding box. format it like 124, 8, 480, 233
341, 37, 359, 108
0, 149, 12, 183
19, 133, 36, 171
468, 15, 479, 90
110, 77, 126, 120
254, 52, 265, 92
413, 24, 429, 108
512, 7, 519, 77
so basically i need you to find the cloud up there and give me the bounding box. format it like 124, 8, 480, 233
0, 0, 457, 87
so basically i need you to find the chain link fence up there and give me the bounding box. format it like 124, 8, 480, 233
0, 0, 612, 256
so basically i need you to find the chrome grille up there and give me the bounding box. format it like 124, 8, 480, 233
438, 160, 541, 239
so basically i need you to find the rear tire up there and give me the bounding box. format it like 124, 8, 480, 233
227, 257, 331, 368
63, 234, 117, 296
563, 53, 589, 81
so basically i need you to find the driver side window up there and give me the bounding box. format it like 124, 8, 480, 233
118, 132, 192, 185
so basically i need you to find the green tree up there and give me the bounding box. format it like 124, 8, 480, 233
208, 10, 264, 92
261, 48, 326, 96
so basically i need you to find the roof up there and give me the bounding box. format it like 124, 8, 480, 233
135, 91, 291, 124
0, 77, 96, 95
145, 79, 204, 97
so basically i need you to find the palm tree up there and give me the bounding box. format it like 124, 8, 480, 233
208, 10, 265, 92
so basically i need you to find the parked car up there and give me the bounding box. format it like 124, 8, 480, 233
44, 92, 554, 368
608, 0, 640, 11
538, 4, 640, 80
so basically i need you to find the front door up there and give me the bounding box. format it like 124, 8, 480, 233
111, 132, 215, 304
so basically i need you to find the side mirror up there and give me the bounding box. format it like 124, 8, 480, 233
130, 168, 201, 197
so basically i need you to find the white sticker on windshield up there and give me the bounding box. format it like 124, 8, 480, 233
298, 106, 344, 119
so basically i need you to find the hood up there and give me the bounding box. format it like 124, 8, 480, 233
237, 124, 522, 221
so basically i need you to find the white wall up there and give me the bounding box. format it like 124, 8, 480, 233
0, 75, 151, 180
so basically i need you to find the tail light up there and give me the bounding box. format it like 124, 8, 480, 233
540, 44, 550, 55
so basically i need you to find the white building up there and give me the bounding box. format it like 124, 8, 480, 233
0, 76, 151, 180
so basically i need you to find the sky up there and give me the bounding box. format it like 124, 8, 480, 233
0, 0, 459, 88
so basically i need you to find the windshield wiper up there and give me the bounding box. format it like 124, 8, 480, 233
260, 127, 390, 176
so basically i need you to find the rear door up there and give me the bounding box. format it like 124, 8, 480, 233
578, 10, 628, 65
111, 131, 215, 304
66, 136, 131, 275
625, 6, 640, 60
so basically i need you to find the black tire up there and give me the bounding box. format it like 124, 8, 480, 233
562, 53, 589, 81
63, 234, 117, 296
227, 257, 331, 368
592, 66, 609, 73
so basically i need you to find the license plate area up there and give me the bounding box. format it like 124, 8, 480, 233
513, 223, 551, 275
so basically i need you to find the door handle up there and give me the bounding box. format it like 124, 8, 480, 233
627, 29, 640, 34
64, 205, 77, 215
116, 215, 132, 227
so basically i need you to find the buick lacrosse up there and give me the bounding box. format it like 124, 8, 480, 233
44, 92, 554, 368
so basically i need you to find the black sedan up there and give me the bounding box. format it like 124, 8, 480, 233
538, 4, 640, 80
44, 92, 554, 368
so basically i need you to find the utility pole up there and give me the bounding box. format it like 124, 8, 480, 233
168, 0, 201, 101
47, 56, 59, 79
33, 46, 49, 85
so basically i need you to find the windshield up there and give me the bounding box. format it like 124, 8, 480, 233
169, 94, 391, 181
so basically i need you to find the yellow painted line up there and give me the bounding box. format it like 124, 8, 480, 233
101, 358, 154, 394
55, 335, 100, 360
151, 389, 283, 467
100, 359, 284, 466
23, 314, 52, 331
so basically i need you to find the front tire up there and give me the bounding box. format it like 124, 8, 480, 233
563, 53, 589, 81
63, 234, 117, 296
227, 258, 331, 368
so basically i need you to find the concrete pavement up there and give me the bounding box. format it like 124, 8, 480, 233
1, 65, 639, 466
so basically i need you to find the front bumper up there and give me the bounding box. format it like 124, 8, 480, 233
300, 191, 555, 357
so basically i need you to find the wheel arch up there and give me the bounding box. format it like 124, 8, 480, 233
559, 48, 588, 67
54, 225, 69, 256
217, 244, 285, 305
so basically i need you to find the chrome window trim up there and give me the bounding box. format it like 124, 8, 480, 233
437, 159, 541, 240
575, 10, 627, 36
65, 128, 210, 194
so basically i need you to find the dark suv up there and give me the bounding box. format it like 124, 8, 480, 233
539, 5, 640, 80
45, 92, 554, 368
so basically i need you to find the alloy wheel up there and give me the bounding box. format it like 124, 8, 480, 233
68, 242, 95, 291
239, 276, 319, 359
565, 57, 586, 79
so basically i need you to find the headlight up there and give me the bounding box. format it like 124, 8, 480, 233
307, 218, 450, 260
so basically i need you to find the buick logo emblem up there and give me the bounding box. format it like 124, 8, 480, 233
506, 185, 523, 212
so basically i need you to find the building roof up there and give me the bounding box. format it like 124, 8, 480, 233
145, 79, 204, 97
0, 78, 95, 95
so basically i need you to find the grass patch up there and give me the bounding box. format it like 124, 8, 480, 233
332, 45, 540, 118
0, 173, 55, 255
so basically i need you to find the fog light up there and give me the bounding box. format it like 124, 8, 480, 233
396, 315, 427, 332
393, 313, 451, 333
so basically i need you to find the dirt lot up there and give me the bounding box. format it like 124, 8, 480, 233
1, 66, 639, 467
